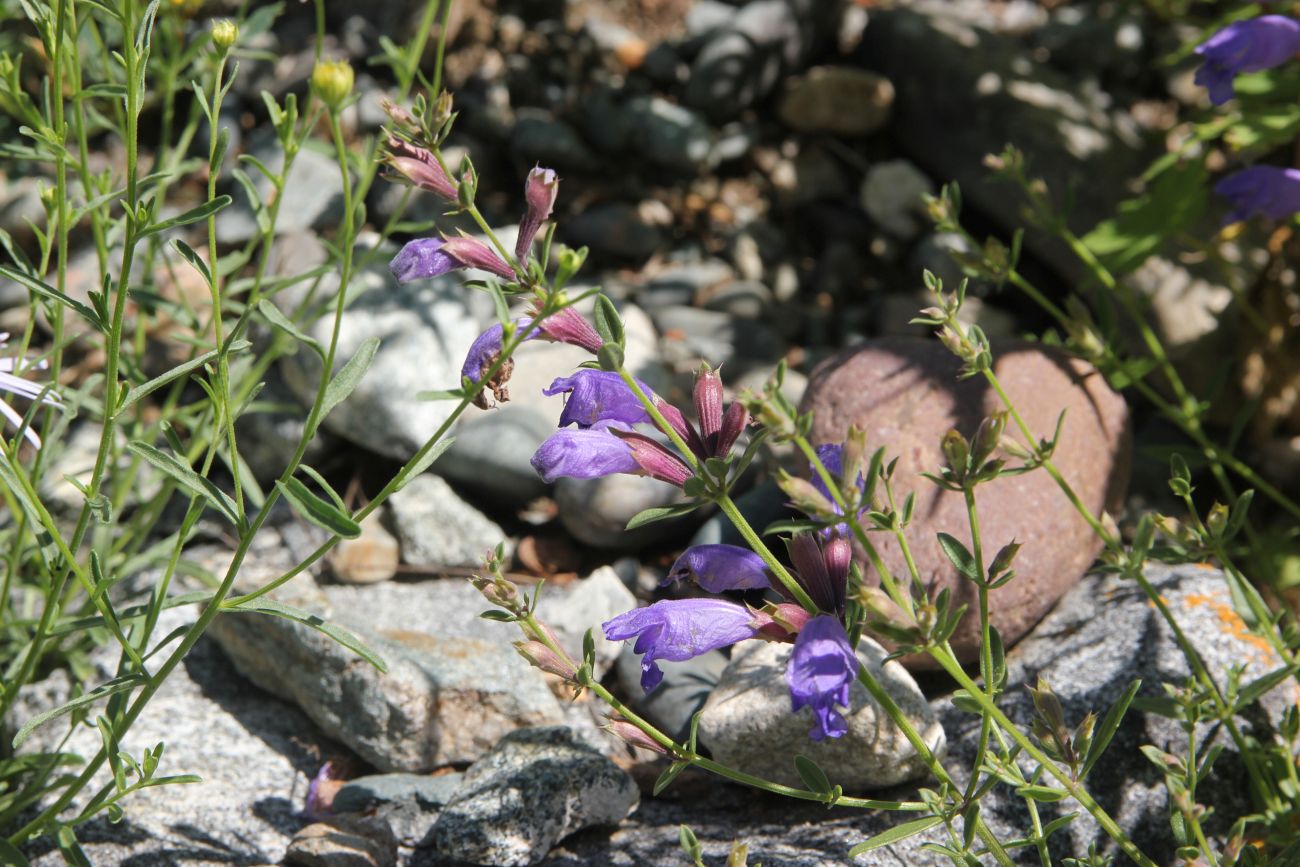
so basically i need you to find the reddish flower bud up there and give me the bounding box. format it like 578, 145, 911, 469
514, 640, 578, 680
610, 429, 695, 487
517, 165, 560, 260
385, 136, 457, 201
440, 235, 516, 281
603, 719, 670, 755
693, 367, 725, 444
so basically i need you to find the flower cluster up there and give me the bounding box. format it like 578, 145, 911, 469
531, 365, 747, 488
1193, 15, 1300, 224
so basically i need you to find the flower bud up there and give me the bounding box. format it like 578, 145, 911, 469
441, 235, 515, 281
385, 136, 457, 201
514, 640, 578, 680
603, 719, 669, 755
516, 165, 559, 260
211, 19, 238, 51
312, 59, 354, 110
1205, 502, 1229, 538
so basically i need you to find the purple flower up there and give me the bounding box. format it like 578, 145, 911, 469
603, 598, 758, 691
1215, 165, 1300, 223
786, 615, 858, 741
0, 333, 60, 449
530, 305, 603, 355
785, 533, 851, 615
461, 318, 542, 409
665, 544, 772, 593
544, 370, 652, 428
1195, 15, 1300, 105
530, 422, 641, 483
390, 235, 515, 285
517, 165, 559, 260
385, 136, 458, 201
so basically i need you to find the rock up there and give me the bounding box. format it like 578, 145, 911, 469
856, 1, 1152, 280
778, 66, 894, 136
328, 513, 400, 584
625, 96, 716, 172
699, 637, 944, 791
555, 472, 695, 552
434, 406, 555, 507
801, 338, 1131, 664
511, 114, 596, 171
534, 566, 637, 679
616, 647, 728, 742
208, 579, 564, 771
216, 132, 347, 242
333, 772, 464, 814
285, 816, 398, 867
0, 174, 47, 254
652, 305, 785, 371
640, 260, 735, 309
386, 473, 511, 569
274, 232, 493, 462
685, 0, 819, 121
564, 203, 665, 261
13, 605, 322, 865
234, 366, 332, 484
860, 159, 935, 240
767, 145, 851, 208
684, 0, 738, 39
697, 279, 772, 319
432, 726, 639, 866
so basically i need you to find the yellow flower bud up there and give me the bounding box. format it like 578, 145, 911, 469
311, 59, 354, 110
211, 19, 238, 51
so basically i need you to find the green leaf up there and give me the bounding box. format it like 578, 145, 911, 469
394, 437, 455, 490
0, 264, 102, 328
1081, 162, 1208, 277
256, 299, 324, 356
1235, 664, 1298, 714
626, 501, 701, 530
320, 338, 380, 421
936, 532, 979, 581
1082, 678, 1140, 778
275, 477, 362, 538
653, 761, 688, 796
0, 839, 31, 867
118, 341, 250, 412
138, 195, 232, 238
793, 755, 832, 794
56, 826, 92, 867
171, 239, 213, 288
1015, 784, 1069, 803
593, 295, 625, 347
13, 673, 148, 749
126, 442, 241, 527
848, 816, 945, 856
222, 599, 387, 671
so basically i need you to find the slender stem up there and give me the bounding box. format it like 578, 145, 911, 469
962, 484, 995, 805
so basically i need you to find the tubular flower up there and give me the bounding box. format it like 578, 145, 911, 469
1214, 165, 1300, 223
663, 544, 771, 593
531, 364, 749, 489
390, 235, 514, 285
602, 598, 759, 691
385, 136, 458, 201
1194, 15, 1300, 105
530, 421, 641, 482
0, 334, 60, 448
545, 370, 652, 429
787, 615, 859, 741
461, 318, 541, 409
517, 165, 559, 260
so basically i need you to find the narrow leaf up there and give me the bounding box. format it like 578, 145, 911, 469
119, 341, 250, 411
936, 532, 980, 580
848, 816, 945, 856
794, 755, 832, 794
654, 761, 688, 796
395, 437, 455, 490
171, 239, 212, 288
626, 501, 701, 530
276, 477, 362, 538
222, 599, 387, 671
257, 299, 323, 356
13, 673, 148, 749
137, 195, 232, 238
0, 264, 102, 328
1082, 679, 1141, 778
320, 338, 380, 420
126, 442, 241, 527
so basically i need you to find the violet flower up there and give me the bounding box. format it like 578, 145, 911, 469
530, 421, 641, 482
664, 544, 771, 593
787, 615, 859, 741
384, 136, 458, 201
1215, 165, 1300, 223
390, 235, 514, 285
461, 318, 542, 409
545, 370, 653, 429
0, 333, 60, 449
603, 598, 758, 691
517, 165, 559, 260
1194, 15, 1300, 105
784, 532, 851, 616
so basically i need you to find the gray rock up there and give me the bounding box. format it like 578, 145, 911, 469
768, 145, 851, 208
217, 133, 347, 242
511, 114, 597, 172
0, 174, 47, 254
906, 231, 980, 294
435, 405, 555, 507
685, 0, 738, 39
690, 479, 793, 549
387, 473, 512, 569
208, 579, 564, 771
328, 513, 401, 585
285, 816, 398, 867
641, 260, 735, 309
699, 638, 945, 792
685, 0, 819, 121
802, 338, 1131, 665
697, 279, 772, 319
556, 472, 695, 552
778, 66, 894, 137
535, 566, 638, 679
860, 159, 935, 240
432, 726, 640, 866
652, 305, 785, 371
333, 772, 464, 814
616, 646, 728, 741
564, 203, 665, 261
274, 233, 491, 462
625, 96, 716, 172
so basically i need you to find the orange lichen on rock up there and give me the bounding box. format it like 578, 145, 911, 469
1183, 590, 1277, 662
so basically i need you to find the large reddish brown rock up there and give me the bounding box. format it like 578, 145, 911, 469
801, 338, 1130, 667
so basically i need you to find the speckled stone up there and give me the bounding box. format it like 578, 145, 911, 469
801, 338, 1130, 665
698, 637, 944, 792
432, 726, 639, 866
285, 816, 397, 867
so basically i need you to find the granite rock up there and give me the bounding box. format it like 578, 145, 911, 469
328, 513, 401, 585
285, 816, 398, 867
386, 473, 512, 569
432, 726, 640, 866
801, 338, 1131, 664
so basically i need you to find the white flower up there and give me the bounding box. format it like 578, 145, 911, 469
0, 333, 61, 448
